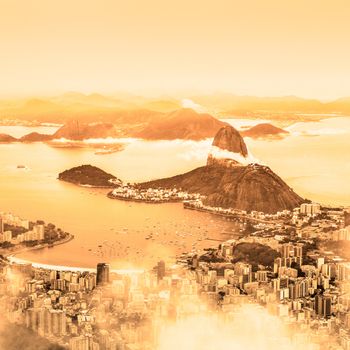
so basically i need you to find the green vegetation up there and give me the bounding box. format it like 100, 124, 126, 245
232, 242, 279, 268
3, 224, 27, 237
199, 249, 226, 263
59, 164, 119, 187
0, 242, 15, 249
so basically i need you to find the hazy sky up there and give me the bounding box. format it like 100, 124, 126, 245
1, 0, 349, 99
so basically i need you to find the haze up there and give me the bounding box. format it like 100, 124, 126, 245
1, 0, 350, 99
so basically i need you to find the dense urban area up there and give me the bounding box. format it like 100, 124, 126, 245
0, 202, 350, 349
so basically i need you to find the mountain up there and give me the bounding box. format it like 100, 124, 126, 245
0, 134, 17, 142
58, 165, 122, 187
133, 108, 227, 140
138, 125, 304, 213
241, 123, 289, 139
53, 121, 120, 140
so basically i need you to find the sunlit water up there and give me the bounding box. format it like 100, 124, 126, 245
0, 117, 349, 269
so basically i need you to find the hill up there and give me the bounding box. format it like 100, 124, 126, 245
0, 134, 17, 142
241, 123, 289, 139
20, 132, 53, 142
232, 242, 279, 267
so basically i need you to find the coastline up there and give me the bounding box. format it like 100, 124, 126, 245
2, 232, 75, 261
106, 191, 183, 204
58, 178, 115, 189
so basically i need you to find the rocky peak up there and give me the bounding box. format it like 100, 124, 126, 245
207, 125, 249, 166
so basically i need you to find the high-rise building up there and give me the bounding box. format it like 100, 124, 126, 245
257, 270, 268, 282
278, 243, 303, 267
315, 294, 332, 318
280, 243, 294, 258
294, 245, 303, 258
97, 263, 110, 285
317, 257, 325, 270
69, 335, 100, 350
300, 203, 321, 216
157, 260, 166, 281
34, 224, 45, 240
0, 217, 3, 234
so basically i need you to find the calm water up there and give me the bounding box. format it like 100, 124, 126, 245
0, 130, 239, 269
0, 117, 349, 269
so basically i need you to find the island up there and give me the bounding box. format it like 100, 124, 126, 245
241, 123, 289, 139
58, 164, 122, 187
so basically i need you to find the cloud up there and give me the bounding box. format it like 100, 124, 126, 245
157, 304, 315, 350
181, 99, 206, 113
208, 145, 260, 165
286, 117, 350, 136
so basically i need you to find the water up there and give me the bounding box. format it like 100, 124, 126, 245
0, 132, 239, 269
0, 117, 349, 269
0, 125, 60, 138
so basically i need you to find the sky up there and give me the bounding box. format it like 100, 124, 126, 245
1, 0, 349, 99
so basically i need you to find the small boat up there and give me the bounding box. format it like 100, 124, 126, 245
17, 165, 26, 169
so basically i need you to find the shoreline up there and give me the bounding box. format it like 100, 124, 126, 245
183, 202, 286, 225
106, 192, 183, 204
2, 232, 75, 261
64, 181, 114, 189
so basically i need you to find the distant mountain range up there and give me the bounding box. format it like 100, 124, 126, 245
52, 109, 227, 141
1, 91, 349, 142
0, 108, 228, 141
0, 92, 350, 126
190, 94, 350, 115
